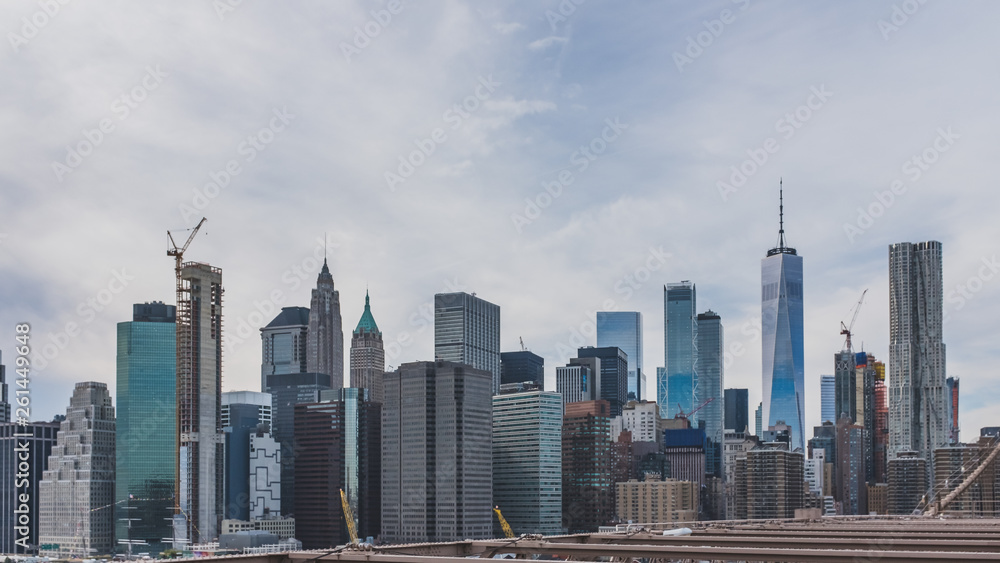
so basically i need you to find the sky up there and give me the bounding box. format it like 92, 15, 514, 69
2, 1, 998, 441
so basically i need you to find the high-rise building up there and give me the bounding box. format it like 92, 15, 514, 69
663, 282, 697, 419
612, 400, 663, 443
248, 429, 280, 520
887, 451, 927, 514
556, 357, 600, 405
597, 312, 644, 401
116, 302, 176, 553
888, 241, 947, 472
350, 291, 385, 402
562, 400, 612, 533
434, 292, 501, 394
834, 351, 862, 426
382, 361, 492, 543
38, 382, 116, 559
499, 351, 544, 387
492, 388, 562, 535
616, 476, 698, 524
260, 307, 309, 391
820, 374, 835, 424
294, 389, 380, 548
874, 363, 889, 484
176, 262, 224, 544
0, 351, 9, 423
696, 311, 724, 479
1, 422, 59, 554
761, 188, 805, 452
746, 443, 804, 519
724, 388, 748, 433
946, 376, 960, 444
755, 402, 762, 437
221, 391, 273, 521
576, 347, 628, 417
264, 372, 331, 517
723, 430, 759, 519
835, 415, 867, 515
307, 259, 344, 388
663, 427, 707, 489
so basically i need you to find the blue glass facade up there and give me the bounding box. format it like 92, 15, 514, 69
696, 311, 724, 477
761, 252, 805, 451
664, 282, 696, 419
115, 305, 176, 554
596, 312, 644, 401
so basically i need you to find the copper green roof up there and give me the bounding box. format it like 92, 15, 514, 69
354, 290, 380, 335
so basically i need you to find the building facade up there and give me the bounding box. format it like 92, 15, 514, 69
576, 347, 628, 417
556, 357, 600, 405
696, 311, 724, 478
38, 382, 116, 559
887, 451, 927, 514
499, 351, 544, 387
222, 391, 273, 521
307, 259, 345, 388
616, 476, 698, 524
596, 312, 644, 401
434, 292, 501, 395
746, 443, 804, 519
350, 292, 385, 403
0, 422, 59, 554
724, 388, 748, 433
821, 374, 835, 424
562, 400, 612, 533
259, 307, 310, 391
663, 282, 697, 419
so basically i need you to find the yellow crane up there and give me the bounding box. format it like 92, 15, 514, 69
340, 489, 358, 544
493, 506, 514, 539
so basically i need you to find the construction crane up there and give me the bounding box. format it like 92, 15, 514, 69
167, 217, 207, 270
493, 506, 515, 539
840, 289, 868, 352
675, 397, 714, 420
519, 337, 527, 351
340, 489, 359, 544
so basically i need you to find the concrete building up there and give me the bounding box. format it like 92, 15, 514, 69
116, 302, 176, 554
220, 515, 295, 539
577, 347, 629, 417
307, 259, 344, 389
746, 442, 804, 519
38, 382, 116, 558
492, 389, 562, 535
888, 451, 927, 514
597, 312, 644, 401
724, 388, 748, 433
350, 292, 385, 403
499, 351, 544, 387
663, 281, 697, 419
382, 361, 492, 543
0, 422, 59, 554
259, 306, 310, 391
611, 400, 662, 443
434, 292, 501, 394
663, 428, 706, 489
556, 357, 600, 405
562, 401, 612, 533
869, 483, 888, 515
616, 475, 698, 524
723, 430, 759, 519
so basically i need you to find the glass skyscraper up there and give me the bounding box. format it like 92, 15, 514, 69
434, 292, 501, 394
761, 189, 805, 451
116, 302, 176, 554
820, 374, 835, 424
596, 312, 644, 401
696, 311, 724, 478
663, 282, 697, 419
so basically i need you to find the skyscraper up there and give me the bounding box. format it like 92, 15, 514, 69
664, 282, 697, 419
562, 401, 612, 533
38, 382, 116, 559
820, 374, 835, 424
351, 291, 385, 402
0, 422, 59, 554
761, 188, 805, 451
307, 259, 344, 388
0, 351, 8, 423
576, 346, 628, 417
596, 312, 644, 401
946, 376, 960, 444
696, 311, 724, 478
176, 262, 224, 543
260, 306, 310, 391
116, 302, 176, 553
221, 391, 273, 521
382, 361, 492, 543
834, 351, 860, 424
556, 357, 600, 405
724, 388, 748, 433
500, 351, 544, 387
888, 241, 947, 470
434, 292, 501, 394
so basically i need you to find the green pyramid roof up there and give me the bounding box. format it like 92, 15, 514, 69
354, 290, 380, 335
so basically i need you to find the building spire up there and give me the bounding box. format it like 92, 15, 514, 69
767, 178, 797, 256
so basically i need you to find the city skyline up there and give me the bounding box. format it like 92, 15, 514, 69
2, 2, 999, 447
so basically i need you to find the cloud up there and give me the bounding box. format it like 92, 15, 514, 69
527, 35, 568, 51
494, 22, 524, 35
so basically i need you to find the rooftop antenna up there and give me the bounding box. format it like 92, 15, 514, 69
778, 178, 785, 249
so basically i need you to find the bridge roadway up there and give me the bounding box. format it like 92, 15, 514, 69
193, 517, 1000, 563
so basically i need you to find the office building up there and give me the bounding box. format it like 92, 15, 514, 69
947, 376, 960, 444
597, 312, 644, 401
888, 241, 947, 472
382, 361, 492, 543
611, 400, 663, 443
499, 351, 544, 387
220, 515, 295, 539
562, 400, 612, 533
577, 346, 628, 417
888, 451, 927, 514
761, 188, 805, 451
746, 442, 804, 519
723, 431, 759, 519
295, 389, 380, 548
308, 259, 344, 388
1, 422, 59, 554
434, 292, 501, 394
724, 388, 748, 433
176, 262, 224, 543
248, 429, 280, 520
115, 302, 176, 553
38, 382, 116, 559
696, 311, 724, 478
492, 389, 562, 535
616, 476, 698, 524
0, 351, 8, 423
836, 415, 867, 515
663, 282, 697, 419
663, 427, 706, 489
350, 291, 385, 402
260, 306, 309, 391
556, 357, 600, 405
222, 391, 273, 521
821, 375, 835, 424
874, 363, 889, 484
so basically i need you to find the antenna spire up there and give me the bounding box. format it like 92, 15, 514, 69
779, 178, 785, 248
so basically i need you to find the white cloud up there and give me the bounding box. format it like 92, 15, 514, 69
527, 35, 568, 51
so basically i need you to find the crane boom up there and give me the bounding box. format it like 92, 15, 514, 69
340, 489, 359, 544
493, 506, 515, 539
840, 289, 868, 352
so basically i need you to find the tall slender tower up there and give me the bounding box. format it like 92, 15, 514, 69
177, 262, 224, 543
663, 282, 697, 419
351, 291, 385, 402
888, 241, 946, 472
696, 310, 724, 478
308, 259, 344, 389
761, 184, 805, 451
